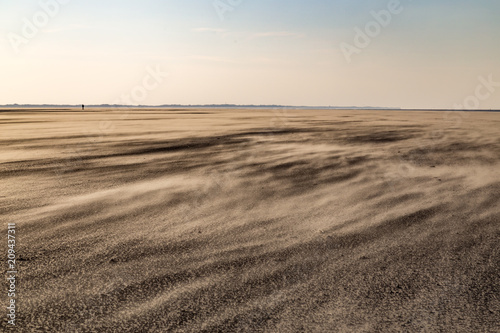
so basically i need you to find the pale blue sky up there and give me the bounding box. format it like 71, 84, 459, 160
1, 0, 499, 108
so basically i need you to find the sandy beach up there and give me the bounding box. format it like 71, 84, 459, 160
1, 108, 499, 332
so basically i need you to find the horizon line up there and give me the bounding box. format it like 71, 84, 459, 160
1, 104, 499, 112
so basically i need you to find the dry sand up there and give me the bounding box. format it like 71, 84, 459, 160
1, 108, 499, 332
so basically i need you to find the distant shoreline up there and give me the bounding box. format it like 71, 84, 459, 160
0, 105, 498, 112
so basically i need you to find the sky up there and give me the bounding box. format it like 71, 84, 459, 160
1, 0, 499, 108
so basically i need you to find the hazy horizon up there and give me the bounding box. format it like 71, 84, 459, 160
2, 0, 500, 109
2, 104, 500, 111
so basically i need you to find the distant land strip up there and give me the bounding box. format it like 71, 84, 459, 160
0, 104, 499, 111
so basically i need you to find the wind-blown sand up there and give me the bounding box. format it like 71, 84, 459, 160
1, 108, 499, 332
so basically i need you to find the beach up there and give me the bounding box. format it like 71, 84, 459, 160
1, 108, 499, 332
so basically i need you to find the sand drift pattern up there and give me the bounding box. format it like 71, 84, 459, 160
1, 108, 499, 332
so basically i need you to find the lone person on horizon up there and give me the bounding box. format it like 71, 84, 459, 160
82, 104, 84, 111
